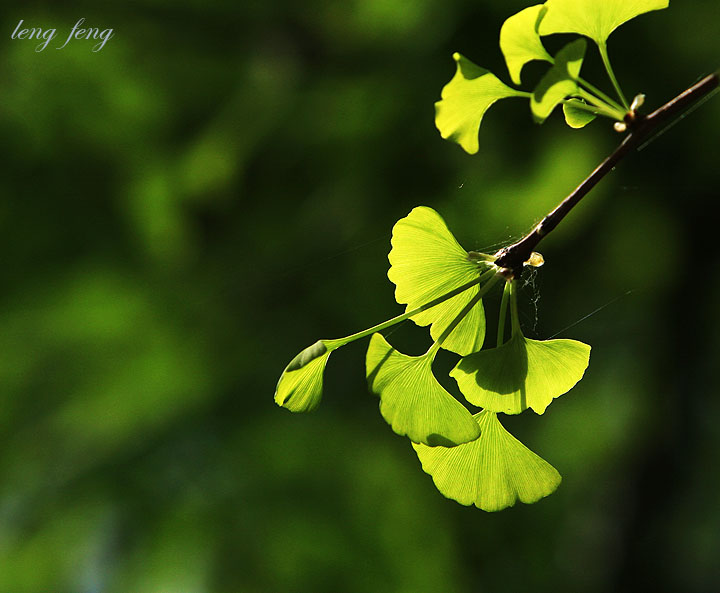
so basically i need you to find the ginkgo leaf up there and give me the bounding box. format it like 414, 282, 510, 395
388, 206, 490, 356
451, 333, 590, 414
563, 99, 597, 128
366, 333, 481, 447
538, 0, 669, 47
275, 339, 341, 412
413, 411, 561, 511
500, 5, 553, 85
531, 39, 586, 123
435, 53, 527, 154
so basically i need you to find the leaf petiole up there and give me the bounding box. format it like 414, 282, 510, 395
576, 88, 626, 120
427, 272, 502, 357
509, 279, 522, 338
575, 76, 626, 113
497, 280, 511, 347
598, 42, 629, 110
335, 267, 499, 348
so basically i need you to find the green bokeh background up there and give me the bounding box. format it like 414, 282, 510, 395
1, 1, 718, 592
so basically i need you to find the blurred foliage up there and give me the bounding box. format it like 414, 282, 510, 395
0, 1, 718, 592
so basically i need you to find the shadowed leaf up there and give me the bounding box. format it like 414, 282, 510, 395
451, 333, 590, 414
531, 39, 586, 123
500, 5, 553, 85
275, 339, 341, 412
563, 99, 597, 128
388, 206, 489, 356
413, 411, 561, 511
435, 53, 526, 154
366, 333, 481, 446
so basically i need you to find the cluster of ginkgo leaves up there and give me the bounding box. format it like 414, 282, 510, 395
276, 207, 590, 511
437, 0, 669, 153
275, 0, 670, 511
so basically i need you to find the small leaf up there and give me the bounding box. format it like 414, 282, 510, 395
538, 0, 669, 47
366, 333, 481, 446
435, 53, 527, 154
500, 5, 553, 85
275, 339, 340, 412
563, 99, 597, 128
413, 411, 561, 511
451, 333, 590, 415
531, 39, 586, 123
388, 206, 489, 356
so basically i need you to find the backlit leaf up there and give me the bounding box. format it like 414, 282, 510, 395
435, 53, 527, 154
538, 0, 669, 46
275, 339, 341, 412
366, 333, 481, 446
500, 5, 553, 85
531, 39, 586, 123
451, 333, 590, 414
388, 206, 489, 356
563, 99, 597, 128
413, 411, 561, 511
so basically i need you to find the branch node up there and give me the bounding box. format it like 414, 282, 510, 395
498, 267, 515, 281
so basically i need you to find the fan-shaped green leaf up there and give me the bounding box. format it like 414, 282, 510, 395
451, 333, 590, 414
435, 53, 527, 154
366, 333, 481, 447
500, 5, 553, 85
413, 411, 561, 511
563, 99, 597, 128
538, 0, 669, 46
275, 339, 341, 412
531, 39, 586, 123
388, 206, 489, 356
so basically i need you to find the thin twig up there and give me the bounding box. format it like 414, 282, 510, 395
494, 72, 719, 277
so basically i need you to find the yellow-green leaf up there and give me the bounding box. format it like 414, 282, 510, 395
563, 99, 597, 128
538, 0, 669, 46
275, 339, 341, 412
435, 53, 527, 154
413, 411, 561, 511
366, 333, 481, 446
451, 333, 590, 415
388, 206, 488, 356
500, 5, 553, 85
531, 39, 586, 123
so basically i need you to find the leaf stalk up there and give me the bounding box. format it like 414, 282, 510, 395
576, 76, 625, 113
497, 281, 511, 347
336, 267, 498, 348
599, 43, 629, 110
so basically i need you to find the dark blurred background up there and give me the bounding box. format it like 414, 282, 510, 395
0, 1, 718, 592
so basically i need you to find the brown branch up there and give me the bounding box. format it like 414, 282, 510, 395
494, 72, 719, 277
